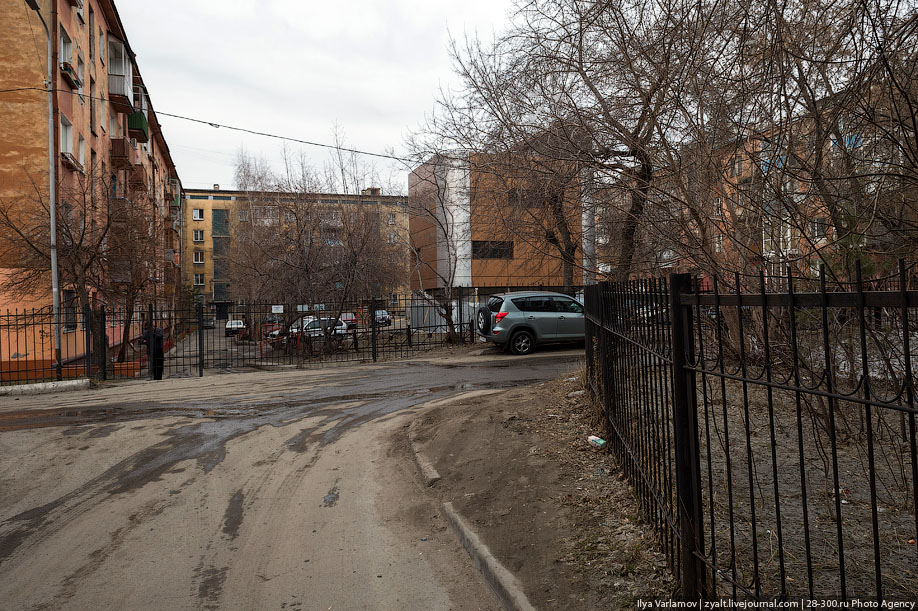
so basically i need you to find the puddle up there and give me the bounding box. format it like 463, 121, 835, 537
322, 479, 340, 507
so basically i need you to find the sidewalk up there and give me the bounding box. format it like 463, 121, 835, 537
408, 370, 677, 609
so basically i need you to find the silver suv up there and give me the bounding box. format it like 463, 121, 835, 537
476, 291, 585, 355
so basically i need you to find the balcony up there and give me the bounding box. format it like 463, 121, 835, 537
128, 164, 148, 190
107, 74, 134, 113
127, 111, 149, 143
60, 152, 83, 173
60, 62, 82, 90
110, 137, 134, 170
110, 196, 130, 222
108, 258, 131, 285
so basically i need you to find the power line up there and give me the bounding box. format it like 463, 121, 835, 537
0, 86, 414, 164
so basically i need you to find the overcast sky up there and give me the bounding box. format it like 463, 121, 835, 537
116, 0, 514, 193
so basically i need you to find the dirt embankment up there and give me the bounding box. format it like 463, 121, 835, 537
409, 370, 678, 609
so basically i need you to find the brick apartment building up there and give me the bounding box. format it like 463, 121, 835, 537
0, 0, 182, 371
182, 186, 409, 311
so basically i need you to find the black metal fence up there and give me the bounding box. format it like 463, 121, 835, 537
585, 263, 918, 601
0, 286, 582, 385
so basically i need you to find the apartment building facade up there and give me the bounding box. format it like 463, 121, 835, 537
0, 0, 182, 315
408, 152, 594, 292
182, 187, 409, 309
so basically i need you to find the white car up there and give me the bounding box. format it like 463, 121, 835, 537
225, 319, 246, 337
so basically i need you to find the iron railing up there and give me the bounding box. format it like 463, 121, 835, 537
585, 262, 918, 601
0, 285, 582, 385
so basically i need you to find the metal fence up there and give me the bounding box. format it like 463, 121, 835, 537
585, 263, 918, 601
0, 285, 581, 385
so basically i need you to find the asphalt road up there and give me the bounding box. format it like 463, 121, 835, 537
0, 349, 580, 610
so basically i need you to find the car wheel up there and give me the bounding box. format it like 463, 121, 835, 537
509, 330, 534, 355
476, 306, 491, 334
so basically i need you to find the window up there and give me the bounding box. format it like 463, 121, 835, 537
212, 209, 230, 234
62, 289, 77, 332
77, 134, 85, 167
387, 232, 399, 244
193, 251, 204, 264
472, 240, 513, 260
238, 208, 249, 222
192, 229, 204, 242
59, 26, 72, 63
88, 9, 94, 61
193, 274, 204, 286
283, 210, 295, 224
728, 156, 742, 178
810, 217, 829, 241
89, 80, 96, 135
386, 212, 396, 225
192, 208, 204, 221
552, 297, 583, 313
713, 197, 722, 218
60, 115, 73, 154
77, 54, 85, 98
715, 233, 724, 253
511, 296, 553, 312
98, 27, 105, 64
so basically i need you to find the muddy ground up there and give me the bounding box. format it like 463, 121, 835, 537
409, 366, 678, 609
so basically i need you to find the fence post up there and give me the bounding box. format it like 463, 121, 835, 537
83, 305, 92, 379
147, 303, 154, 380
457, 286, 464, 344
370, 297, 378, 362
197, 302, 204, 377
668, 273, 706, 599
100, 305, 107, 381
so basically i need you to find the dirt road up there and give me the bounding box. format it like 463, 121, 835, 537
0, 351, 578, 610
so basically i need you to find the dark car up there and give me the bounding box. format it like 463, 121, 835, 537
476, 291, 584, 355
374, 310, 392, 327
202, 317, 216, 329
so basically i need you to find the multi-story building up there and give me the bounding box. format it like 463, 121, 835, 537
408, 152, 594, 292
181, 186, 409, 311
0, 0, 182, 373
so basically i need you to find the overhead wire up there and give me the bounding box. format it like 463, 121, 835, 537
0, 86, 414, 164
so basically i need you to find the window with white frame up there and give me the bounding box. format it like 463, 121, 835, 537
60, 115, 73, 155
98, 27, 105, 63
238, 209, 249, 222
193, 274, 205, 286
192, 229, 204, 242
192, 209, 204, 221
810, 217, 829, 242
715, 232, 724, 253
387, 232, 399, 244
386, 212, 396, 225
77, 54, 85, 98
59, 26, 72, 63
193, 251, 204, 264
77, 134, 85, 167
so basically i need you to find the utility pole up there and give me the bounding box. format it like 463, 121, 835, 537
25, 0, 63, 380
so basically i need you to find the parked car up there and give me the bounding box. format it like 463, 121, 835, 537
476, 291, 584, 355
374, 309, 392, 327
281, 317, 348, 348
202, 317, 216, 329
338, 312, 358, 330
261, 314, 284, 338
225, 319, 246, 337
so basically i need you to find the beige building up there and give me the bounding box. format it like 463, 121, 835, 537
0, 0, 181, 374
182, 186, 409, 308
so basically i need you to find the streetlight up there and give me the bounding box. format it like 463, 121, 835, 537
24, 0, 63, 380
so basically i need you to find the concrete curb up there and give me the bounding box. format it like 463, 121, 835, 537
407, 421, 441, 486
0, 378, 90, 397
441, 501, 537, 611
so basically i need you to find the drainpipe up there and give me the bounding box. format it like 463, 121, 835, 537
25, 0, 63, 380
